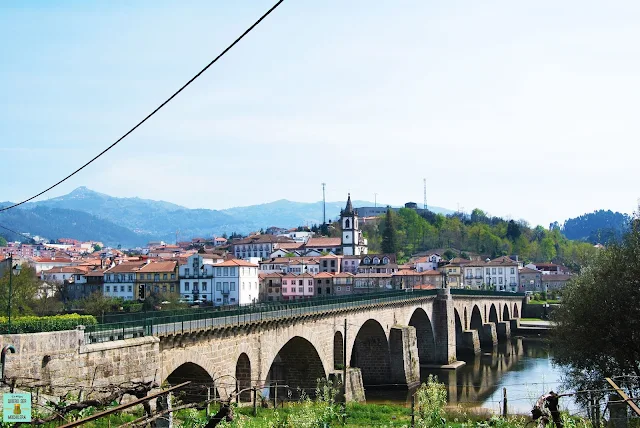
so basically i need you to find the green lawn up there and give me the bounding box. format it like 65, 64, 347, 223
520, 317, 543, 321
528, 299, 561, 305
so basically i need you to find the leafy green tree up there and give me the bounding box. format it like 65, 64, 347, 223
506, 220, 521, 241
553, 217, 640, 383
540, 237, 557, 261
381, 208, 397, 254
93, 244, 102, 252
0, 236, 7, 247
443, 249, 456, 260
0, 264, 40, 318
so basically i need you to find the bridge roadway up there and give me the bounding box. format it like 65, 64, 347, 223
86, 289, 442, 342
1, 288, 524, 404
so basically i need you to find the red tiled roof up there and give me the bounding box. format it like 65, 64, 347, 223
305, 238, 341, 247
139, 261, 177, 273
217, 259, 259, 268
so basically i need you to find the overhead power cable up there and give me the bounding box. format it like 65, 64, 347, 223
0, 0, 285, 213
0, 223, 35, 242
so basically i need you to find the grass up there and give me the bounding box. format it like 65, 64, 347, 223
528, 299, 561, 305
520, 317, 543, 321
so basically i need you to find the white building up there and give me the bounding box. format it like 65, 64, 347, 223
484, 256, 519, 292
179, 253, 223, 303
213, 259, 259, 306
41, 266, 87, 284
103, 262, 142, 300
414, 253, 442, 272
277, 231, 314, 243
340, 194, 368, 256
232, 235, 295, 260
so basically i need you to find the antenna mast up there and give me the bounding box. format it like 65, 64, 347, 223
322, 183, 326, 225
423, 178, 427, 210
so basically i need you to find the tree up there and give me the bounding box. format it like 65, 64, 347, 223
0, 264, 40, 318
552, 217, 640, 392
381, 208, 397, 254
443, 249, 456, 260
506, 220, 521, 241
93, 244, 102, 252
0, 236, 6, 247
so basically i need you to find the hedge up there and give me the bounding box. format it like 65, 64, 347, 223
0, 314, 97, 334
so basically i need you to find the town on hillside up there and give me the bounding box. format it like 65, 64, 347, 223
0, 195, 581, 312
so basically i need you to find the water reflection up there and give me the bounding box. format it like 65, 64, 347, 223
366, 337, 578, 415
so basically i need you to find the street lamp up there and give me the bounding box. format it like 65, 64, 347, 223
6, 254, 22, 332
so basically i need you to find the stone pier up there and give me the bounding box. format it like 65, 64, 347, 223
389, 326, 420, 388
496, 322, 511, 340
461, 330, 481, 355
481, 323, 498, 347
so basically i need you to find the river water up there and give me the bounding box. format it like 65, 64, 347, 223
367, 337, 579, 415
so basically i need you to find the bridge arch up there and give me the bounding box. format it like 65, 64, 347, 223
350, 319, 390, 385
469, 304, 483, 345
334, 331, 344, 369
513, 303, 520, 318
165, 362, 214, 403
408, 308, 436, 365
502, 303, 510, 321
266, 336, 326, 399
488, 304, 498, 324
235, 353, 252, 403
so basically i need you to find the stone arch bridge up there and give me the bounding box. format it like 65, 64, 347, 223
0, 289, 523, 401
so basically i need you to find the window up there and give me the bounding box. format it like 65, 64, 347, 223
223, 267, 229, 276
216, 282, 221, 291
171, 274, 175, 279
373, 257, 380, 264
510, 277, 515, 285
185, 268, 190, 276
170, 285, 175, 292
185, 283, 190, 291
337, 286, 342, 291
162, 286, 167, 292
382, 257, 389, 264
216, 267, 221, 276
162, 273, 167, 280
346, 286, 351, 291
120, 285, 125, 292
128, 285, 132, 292
299, 280, 303, 286
154, 286, 159, 293
326, 287, 330, 294
492, 268, 496, 274
231, 298, 236, 302
498, 268, 503, 274
230, 267, 235, 276
283, 287, 287, 293
106, 286, 110, 292
308, 287, 313, 293
499, 277, 503, 284
230, 282, 236, 291
242, 282, 245, 290
317, 287, 322, 294
202, 283, 207, 291
510, 268, 515, 274
147, 274, 151, 279
298, 287, 303, 293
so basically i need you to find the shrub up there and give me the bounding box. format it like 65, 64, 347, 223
0, 313, 97, 333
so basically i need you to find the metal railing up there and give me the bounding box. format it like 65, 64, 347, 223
450, 289, 525, 297
85, 289, 438, 343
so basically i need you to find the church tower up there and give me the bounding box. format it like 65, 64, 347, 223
341, 194, 368, 256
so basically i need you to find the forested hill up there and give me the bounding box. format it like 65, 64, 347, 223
561, 210, 630, 244
358, 208, 598, 269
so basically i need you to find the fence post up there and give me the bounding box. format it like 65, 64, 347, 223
502, 387, 507, 417
274, 382, 278, 409
253, 387, 258, 416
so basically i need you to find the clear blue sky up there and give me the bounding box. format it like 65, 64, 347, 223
2, 0, 639, 227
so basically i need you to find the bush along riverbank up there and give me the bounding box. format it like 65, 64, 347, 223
169, 376, 592, 428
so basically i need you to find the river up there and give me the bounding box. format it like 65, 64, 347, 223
366, 336, 579, 415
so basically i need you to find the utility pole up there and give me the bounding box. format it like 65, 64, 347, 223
322, 183, 326, 225
374, 193, 378, 208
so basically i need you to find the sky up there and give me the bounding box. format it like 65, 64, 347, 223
1, 0, 639, 228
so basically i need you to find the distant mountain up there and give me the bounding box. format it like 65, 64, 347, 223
2, 187, 454, 246
561, 210, 630, 244
26, 187, 245, 241
0, 206, 146, 247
